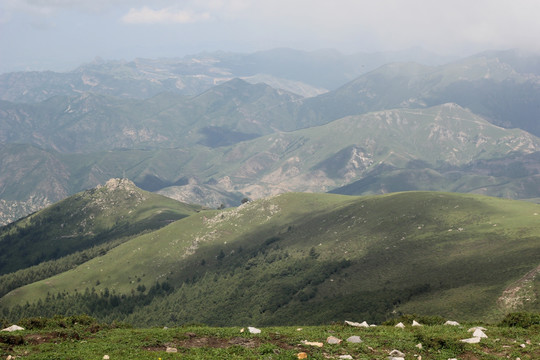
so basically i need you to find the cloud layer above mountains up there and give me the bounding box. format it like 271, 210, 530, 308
2, 0, 540, 73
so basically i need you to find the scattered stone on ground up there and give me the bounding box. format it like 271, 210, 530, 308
301, 340, 324, 347
395, 322, 405, 328
468, 326, 486, 332
461, 337, 481, 344
344, 320, 369, 327
297, 352, 308, 359
389, 349, 405, 357
473, 329, 488, 338
248, 327, 261, 334
296, 328, 303, 331
388, 357, 405, 360
102, 356, 109, 360
346, 336, 362, 343
412, 320, 422, 326
338, 355, 353, 359
327, 336, 342, 344
520, 343, 526, 348
444, 320, 460, 326
1, 325, 24, 332
166, 347, 178, 353
415, 343, 423, 349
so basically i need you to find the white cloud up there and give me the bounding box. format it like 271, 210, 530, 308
121, 6, 211, 24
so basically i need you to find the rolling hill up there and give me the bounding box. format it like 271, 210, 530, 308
0, 178, 201, 276
1, 190, 538, 326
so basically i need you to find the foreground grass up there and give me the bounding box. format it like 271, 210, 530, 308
1, 317, 539, 359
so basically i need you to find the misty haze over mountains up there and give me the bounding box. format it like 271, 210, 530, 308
1, 47, 540, 225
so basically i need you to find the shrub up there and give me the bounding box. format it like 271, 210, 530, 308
499, 312, 540, 328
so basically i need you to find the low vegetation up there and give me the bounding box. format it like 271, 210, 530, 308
1, 314, 539, 359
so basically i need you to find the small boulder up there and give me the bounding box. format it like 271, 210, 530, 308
346, 335, 362, 343
297, 352, 308, 359
461, 337, 481, 344
103, 356, 110, 360
344, 320, 369, 327
248, 326, 261, 334
166, 347, 178, 353
444, 320, 460, 326
473, 329, 488, 338
395, 322, 405, 328
468, 326, 486, 332
1, 325, 24, 332
415, 343, 423, 349
389, 350, 405, 357
327, 336, 342, 344
301, 340, 324, 347
412, 320, 422, 326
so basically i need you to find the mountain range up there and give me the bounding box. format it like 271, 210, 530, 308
2, 48, 540, 223
2, 46, 540, 326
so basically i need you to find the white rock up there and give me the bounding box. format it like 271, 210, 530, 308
345, 320, 369, 327
473, 329, 488, 338
395, 322, 405, 328
248, 326, 261, 334
103, 356, 110, 360
415, 343, 423, 349
388, 357, 405, 360
339, 356, 353, 359
461, 337, 481, 343
346, 335, 362, 343
166, 347, 178, 353
468, 326, 486, 332
389, 349, 405, 357
444, 320, 460, 326
1, 325, 24, 332
412, 320, 422, 326
301, 340, 324, 347
520, 343, 526, 348
327, 336, 342, 344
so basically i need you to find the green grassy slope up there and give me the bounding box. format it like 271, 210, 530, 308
0, 178, 201, 275
2, 192, 539, 326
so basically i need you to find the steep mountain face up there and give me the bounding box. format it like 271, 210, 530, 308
1, 191, 538, 325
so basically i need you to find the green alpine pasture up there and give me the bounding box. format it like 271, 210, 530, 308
1, 190, 539, 326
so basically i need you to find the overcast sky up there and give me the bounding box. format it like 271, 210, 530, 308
1, 0, 540, 73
